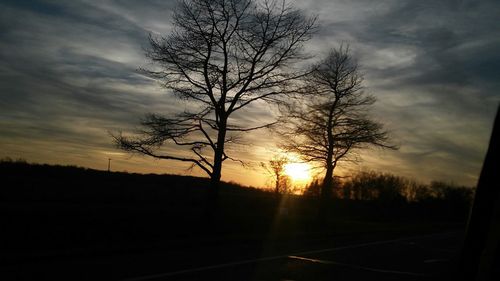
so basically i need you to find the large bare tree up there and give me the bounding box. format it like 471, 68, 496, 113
281, 46, 396, 212
114, 0, 315, 201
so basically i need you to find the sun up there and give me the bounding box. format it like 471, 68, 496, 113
284, 162, 312, 184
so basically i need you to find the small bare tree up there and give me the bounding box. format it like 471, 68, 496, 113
261, 155, 289, 195
281, 46, 396, 214
114, 0, 316, 203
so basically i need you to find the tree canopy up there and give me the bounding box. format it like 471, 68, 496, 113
114, 0, 316, 193
281, 46, 396, 204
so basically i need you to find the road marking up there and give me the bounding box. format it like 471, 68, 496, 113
423, 258, 449, 263
288, 255, 429, 277
394, 240, 458, 253
121, 231, 459, 281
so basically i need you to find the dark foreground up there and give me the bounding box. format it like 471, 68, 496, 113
1, 162, 468, 280
2, 229, 464, 281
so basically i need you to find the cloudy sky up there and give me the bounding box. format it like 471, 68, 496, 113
1, 0, 499, 188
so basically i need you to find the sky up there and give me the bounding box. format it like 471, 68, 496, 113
1, 0, 499, 188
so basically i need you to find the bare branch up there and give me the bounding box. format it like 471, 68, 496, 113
112, 132, 213, 176
226, 121, 277, 131
115, 0, 316, 188
278, 45, 396, 197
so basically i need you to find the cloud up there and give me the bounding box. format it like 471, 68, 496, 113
0, 1, 183, 172
0, 0, 499, 187
298, 0, 500, 186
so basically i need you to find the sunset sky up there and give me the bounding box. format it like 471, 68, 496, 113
1, 0, 499, 188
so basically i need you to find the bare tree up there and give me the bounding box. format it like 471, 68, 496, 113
113, 0, 316, 202
280, 46, 396, 213
260, 155, 289, 195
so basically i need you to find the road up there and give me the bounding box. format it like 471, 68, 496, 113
2, 230, 463, 281
122, 231, 464, 281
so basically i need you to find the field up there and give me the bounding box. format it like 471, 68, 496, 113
1, 162, 468, 280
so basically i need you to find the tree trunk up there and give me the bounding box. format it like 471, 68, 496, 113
275, 174, 280, 195
318, 160, 334, 222
207, 117, 227, 217
319, 101, 336, 222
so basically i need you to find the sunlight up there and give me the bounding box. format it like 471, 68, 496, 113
284, 162, 311, 184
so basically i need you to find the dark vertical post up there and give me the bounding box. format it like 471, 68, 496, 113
108, 158, 111, 172
458, 105, 500, 280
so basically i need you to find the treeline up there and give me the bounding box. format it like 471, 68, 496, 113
3, 158, 474, 208
304, 171, 475, 220
305, 171, 474, 203
2, 159, 474, 223
0, 158, 266, 205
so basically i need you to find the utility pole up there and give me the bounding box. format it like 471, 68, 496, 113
107, 158, 112, 172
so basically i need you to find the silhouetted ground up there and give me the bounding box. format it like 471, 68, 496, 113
1, 162, 467, 280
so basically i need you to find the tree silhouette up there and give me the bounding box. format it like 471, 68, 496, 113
343, 171, 406, 202
114, 0, 316, 204
280, 46, 396, 216
261, 155, 290, 195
